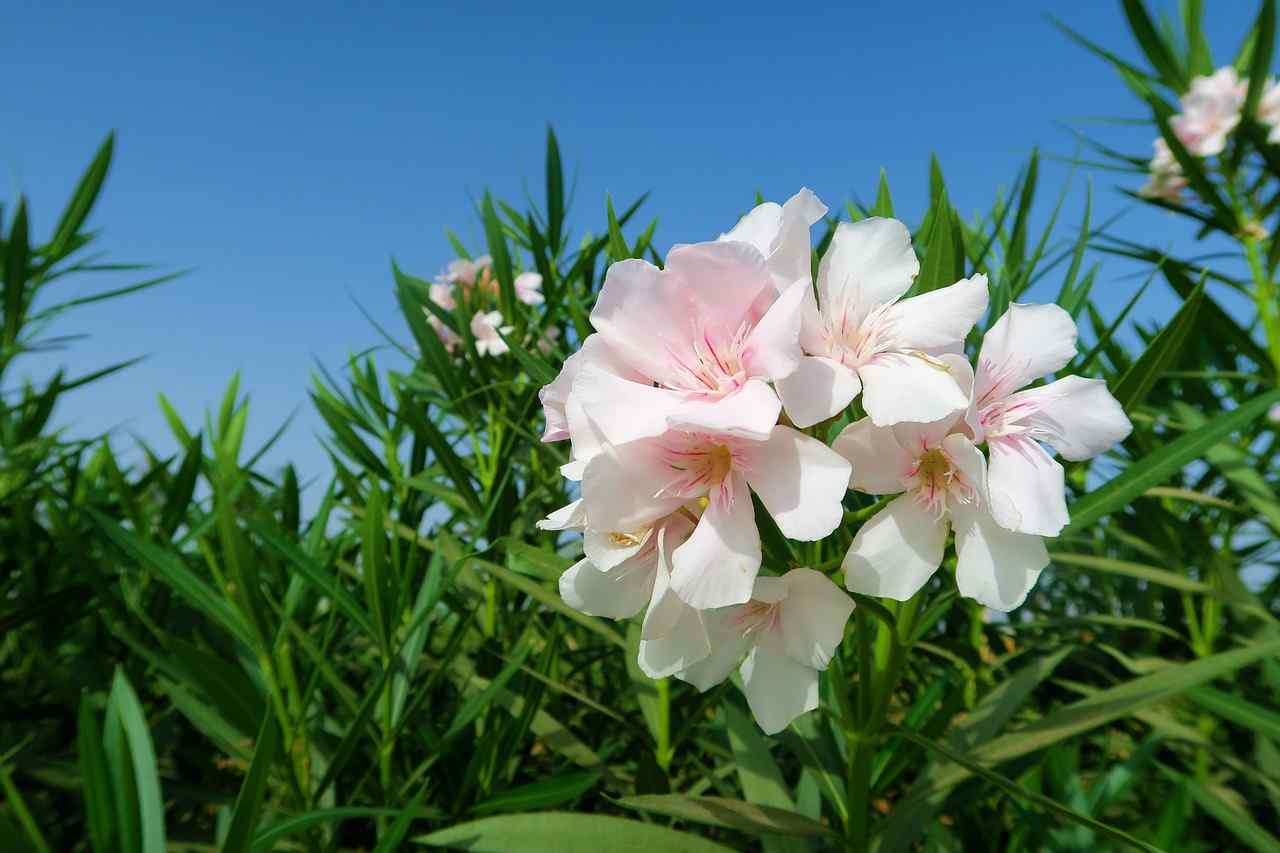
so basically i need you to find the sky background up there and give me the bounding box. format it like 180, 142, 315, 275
1, 1, 1263, 491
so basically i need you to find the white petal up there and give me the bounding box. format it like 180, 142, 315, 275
1014, 375, 1132, 461
740, 642, 820, 735
843, 495, 948, 600
589, 258, 693, 386
581, 441, 684, 532
721, 202, 783, 253
888, 274, 989, 351
666, 378, 781, 441
858, 351, 971, 427
891, 408, 967, 459
777, 568, 854, 670
741, 426, 851, 541
558, 558, 653, 619
975, 302, 1078, 405
669, 474, 761, 609
986, 435, 1069, 537
721, 188, 827, 291
833, 418, 912, 494
572, 365, 682, 446
537, 499, 586, 532
952, 502, 1049, 611
583, 527, 648, 572
740, 279, 805, 380
675, 606, 752, 691
664, 240, 776, 343
775, 355, 862, 429
941, 433, 987, 503
638, 607, 712, 679
817, 218, 919, 311
640, 520, 697, 638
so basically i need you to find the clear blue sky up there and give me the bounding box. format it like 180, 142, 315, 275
2, 1, 1262, 487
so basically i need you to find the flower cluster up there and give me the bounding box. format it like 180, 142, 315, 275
426, 255, 546, 355
537, 189, 1131, 733
1140, 67, 1280, 202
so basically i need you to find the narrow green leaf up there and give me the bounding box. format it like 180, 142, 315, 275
48, 132, 114, 258
1112, 279, 1204, 410
473, 771, 601, 815
1122, 0, 1187, 88
78, 697, 117, 853
545, 126, 565, 254
221, 713, 281, 853
109, 670, 166, 853
415, 812, 740, 852
618, 795, 833, 838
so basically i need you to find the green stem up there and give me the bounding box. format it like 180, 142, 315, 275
1243, 236, 1280, 376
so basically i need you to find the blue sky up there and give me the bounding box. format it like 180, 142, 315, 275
1, 1, 1262, 486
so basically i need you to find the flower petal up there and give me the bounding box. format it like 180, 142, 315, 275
986, 435, 1069, 537
833, 417, 913, 494
536, 499, 586, 532
581, 440, 684, 532
721, 188, 827, 291
638, 606, 711, 678
843, 495, 948, 600
571, 364, 683, 446
817, 218, 919, 311
776, 355, 862, 429
740, 279, 805, 380
664, 240, 776, 342
589, 258, 691, 386
859, 351, 970, 427
669, 473, 761, 609
742, 426, 851, 541
975, 302, 1078, 406
887, 274, 989, 352
740, 643, 820, 735
674, 606, 752, 691
558, 558, 653, 620
666, 378, 781, 441
777, 568, 854, 670
952, 502, 1049, 611
1014, 375, 1132, 461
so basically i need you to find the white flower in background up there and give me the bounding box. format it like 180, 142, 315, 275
675, 569, 854, 734
1171, 67, 1246, 157
439, 255, 493, 287
580, 424, 850, 609
429, 282, 456, 310
1258, 78, 1280, 143
720, 188, 828, 293
1138, 138, 1188, 202
774, 217, 988, 428
1268, 402, 1280, 424
516, 271, 545, 305
968, 303, 1131, 537
471, 310, 513, 357
835, 406, 1050, 612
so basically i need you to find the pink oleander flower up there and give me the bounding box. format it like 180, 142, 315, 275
1269, 402, 1280, 424
438, 255, 493, 287
547, 239, 809, 446
471, 310, 513, 357
428, 315, 460, 352
580, 424, 850, 609
536, 325, 560, 355
1138, 138, 1188, 202
719, 188, 828, 293
516, 271, 545, 305
675, 568, 854, 734
835, 401, 1051, 612
968, 303, 1132, 537
429, 282, 456, 310
775, 217, 988, 428
1259, 78, 1280, 144
1171, 67, 1246, 157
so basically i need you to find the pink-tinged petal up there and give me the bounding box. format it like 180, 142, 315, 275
669, 473, 761, 609
564, 395, 608, 474
514, 271, 544, 305
951, 502, 1049, 611
558, 558, 653, 620
889, 413, 960, 457
539, 333, 638, 442
750, 574, 790, 604
776, 355, 862, 429
740, 279, 805, 380
797, 284, 828, 354
776, 568, 854, 670
674, 606, 752, 691
664, 240, 776, 340
721, 201, 783, 253
843, 495, 948, 600
583, 527, 647, 572
536, 499, 586, 532
581, 441, 684, 532
986, 436, 1069, 537
859, 351, 970, 427
571, 364, 683, 446
817, 217, 918, 312
740, 642, 820, 734
941, 433, 987, 503
741, 426, 850, 540
589, 257, 695, 386
666, 379, 781, 440
1014, 375, 1132, 461
769, 188, 828, 287
889, 274, 989, 351
975, 303, 1078, 406
833, 418, 913, 494
638, 604, 711, 678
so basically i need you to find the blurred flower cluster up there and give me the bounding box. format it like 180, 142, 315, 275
426, 254, 551, 355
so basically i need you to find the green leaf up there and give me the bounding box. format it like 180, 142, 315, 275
414, 812, 740, 852
48, 132, 114, 259
250, 809, 423, 851
4, 198, 30, 349
545, 126, 565, 253
1064, 388, 1280, 532
721, 701, 806, 853
871, 170, 894, 218
1244, 0, 1276, 121
160, 433, 202, 540
1122, 0, 1187, 88
1007, 148, 1039, 275
1184, 686, 1280, 743
473, 771, 601, 815
373, 784, 432, 853
109, 670, 166, 853
221, 712, 281, 853
1163, 767, 1280, 853
617, 795, 833, 838
1111, 278, 1203, 410
78, 698, 117, 853
482, 191, 517, 323
915, 189, 965, 293
606, 195, 629, 260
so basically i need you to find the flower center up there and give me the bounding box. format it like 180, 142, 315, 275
825, 302, 897, 368
659, 438, 738, 499
907, 446, 975, 517
735, 598, 781, 637
667, 324, 751, 394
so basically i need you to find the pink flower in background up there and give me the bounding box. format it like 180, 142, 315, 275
1138, 138, 1188, 202
553, 240, 808, 444
775, 217, 988, 428
720, 188, 828, 293
536, 325, 560, 355
471, 310, 513, 357
580, 424, 850, 609
968, 303, 1131, 537
1171, 67, 1245, 157
516, 271, 545, 305
675, 569, 854, 734
429, 282, 456, 310
428, 315, 460, 352
1259, 78, 1280, 143
439, 255, 493, 287
835, 405, 1050, 612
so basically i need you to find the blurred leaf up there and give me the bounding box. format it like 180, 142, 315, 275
221, 712, 281, 853
1111, 278, 1203, 410
619, 795, 833, 838
473, 771, 601, 815
415, 812, 740, 852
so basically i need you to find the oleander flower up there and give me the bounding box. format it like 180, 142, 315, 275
515, 271, 545, 305
719, 188, 828, 293
674, 568, 854, 734
835, 399, 1051, 612
428, 315, 460, 352
580, 424, 850, 609
1138, 138, 1188, 202
968, 303, 1132, 537
429, 282, 456, 310
438, 255, 493, 287
1171, 67, 1246, 157
1259, 78, 1280, 143
774, 217, 989, 428
471, 310, 513, 357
